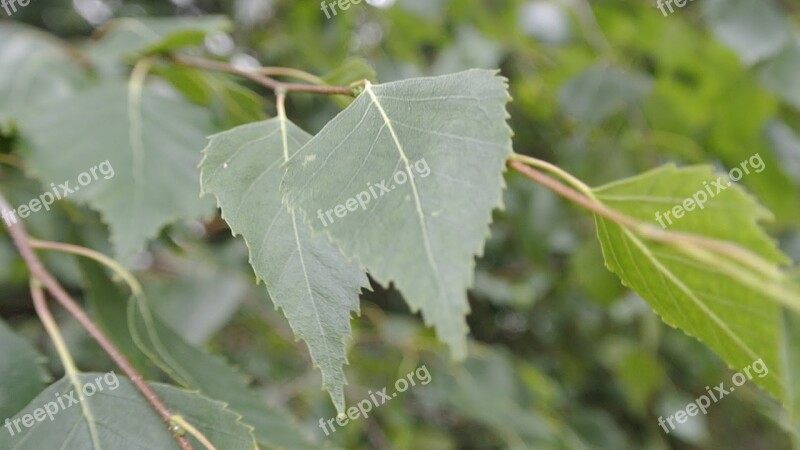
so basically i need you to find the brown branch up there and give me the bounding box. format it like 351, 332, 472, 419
509, 160, 646, 231
508, 160, 786, 280
0, 193, 194, 450
172, 54, 357, 96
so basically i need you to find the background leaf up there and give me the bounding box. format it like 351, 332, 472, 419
20, 81, 216, 262
0, 319, 49, 419
129, 296, 322, 450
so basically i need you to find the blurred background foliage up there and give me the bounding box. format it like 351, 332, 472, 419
2, 0, 800, 449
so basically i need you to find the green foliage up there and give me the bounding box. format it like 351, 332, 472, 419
129, 296, 320, 450
0, 319, 48, 419
282, 71, 513, 359
0, 374, 256, 449
200, 118, 368, 414
20, 82, 216, 262
2, 1, 800, 449
593, 164, 795, 400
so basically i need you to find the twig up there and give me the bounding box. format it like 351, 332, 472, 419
28, 239, 143, 295
172, 54, 357, 96
0, 193, 194, 450
257, 67, 325, 85
172, 416, 216, 450
508, 159, 790, 283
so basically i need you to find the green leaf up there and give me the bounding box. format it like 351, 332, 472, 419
766, 121, 800, 188
0, 373, 256, 449
153, 65, 267, 127
781, 311, 800, 446
559, 65, 652, 124
757, 37, 800, 110
426, 346, 591, 450
593, 164, 796, 401
0, 22, 87, 125
282, 70, 513, 358
142, 243, 248, 345
19, 81, 216, 262
77, 257, 152, 373
129, 296, 322, 450
0, 319, 49, 420
88, 16, 232, 61
703, 0, 791, 65
200, 118, 369, 413
323, 57, 377, 107
322, 57, 377, 86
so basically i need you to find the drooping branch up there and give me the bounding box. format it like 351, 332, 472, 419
0, 193, 195, 450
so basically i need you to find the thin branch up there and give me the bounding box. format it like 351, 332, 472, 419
29, 239, 144, 295
172, 416, 216, 450
172, 54, 357, 96
0, 193, 194, 450
30, 279, 80, 375
257, 67, 325, 85
508, 159, 789, 283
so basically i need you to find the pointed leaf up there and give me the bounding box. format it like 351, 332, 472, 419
593, 164, 797, 401
200, 118, 368, 413
282, 70, 513, 358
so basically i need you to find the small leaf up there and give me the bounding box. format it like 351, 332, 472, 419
323, 57, 377, 107
322, 57, 377, 86
200, 118, 369, 413
282, 70, 513, 358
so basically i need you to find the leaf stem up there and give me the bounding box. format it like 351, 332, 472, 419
257, 67, 325, 85
172, 416, 217, 450
508, 158, 795, 287
0, 192, 195, 450
29, 279, 79, 375
509, 153, 595, 198
171, 55, 357, 97
28, 239, 143, 295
